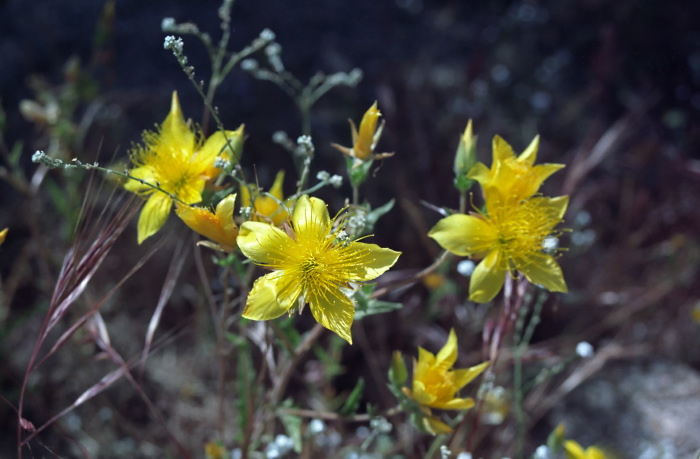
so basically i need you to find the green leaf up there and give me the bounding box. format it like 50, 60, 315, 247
364, 198, 394, 233
338, 377, 365, 416
279, 399, 303, 453
346, 156, 373, 188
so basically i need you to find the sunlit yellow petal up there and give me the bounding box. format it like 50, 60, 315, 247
516, 253, 567, 293
243, 273, 294, 320
269, 170, 285, 200
161, 91, 195, 154
198, 130, 238, 180
237, 221, 292, 265
124, 165, 156, 193
452, 361, 489, 389
137, 192, 172, 244
492, 135, 516, 162
469, 250, 507, 303
342, 243, 401, 281
0, 228, 8, 245
518, 134, 539, 165
423, 416, 454, 435
308, 287, 355, 344
564, 440, 586, 459
428, 214, 497, 257
355, 101, 380, 160
432, 397, 475, 410
291, 195, 329, 236
435, 329, 458, 367
466, 162, 490, 184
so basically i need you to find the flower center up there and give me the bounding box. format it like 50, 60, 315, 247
491, 197, 560, 263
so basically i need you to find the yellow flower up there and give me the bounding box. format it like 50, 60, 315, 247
0, 228, 7, 245
468, 135, 564, 206
125, 91, 239, 243
331, 101, 393, 162
237, 195, 401, 343
175, 194, 239, 252
429, 194, 568, 303
240, 170, 289, 226
402, 329, 488, 434
204, 441, 226, 459
564, 440, 608, 459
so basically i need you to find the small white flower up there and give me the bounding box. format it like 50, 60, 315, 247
329, 175, 343, 188
309, 418, 325, 434
457, 260, 475, 276
576, 341, 594, 358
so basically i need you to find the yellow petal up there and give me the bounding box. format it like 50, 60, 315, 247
124, 165, 156, 193
428, 214, 496, 257
430, 396, 476, 411
563, 440, 586, 459
435, 329, 458, 368
137, 192, 172, 244
492, 135, 516, 162
0, 228, 8, 245
423, 415, 453, 435
342, 243, 401, 281
175, 194, 239, 250
291, 195, 329, 237
308, 287, 355, 344
518, 134, 539, 165
161, 91, 195, 154
242, 272, 295, 320
451, 361, 489, 390
237, 221, 291, 265
516, 253, 568, 293
469, 250, 507, 303
354, 101, 380, 160
198, 130, 238, 180
543, 195, 569, 219
466, 161, 490, 184
269, 170, 285, 200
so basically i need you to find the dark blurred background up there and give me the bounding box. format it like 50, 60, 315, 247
2, 0, 700, 457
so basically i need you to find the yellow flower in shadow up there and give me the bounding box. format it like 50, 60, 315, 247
175, 194, 239, 252
564, 440, 608, 459
331, 101, 393, 163
402, 329, 488, 434
468, 135, 564, 206
429, 194, 568, 303
240, 170, 289, 226
125, 91, 239, 243
237, 195, 401, 343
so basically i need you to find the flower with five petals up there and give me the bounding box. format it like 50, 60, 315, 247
237, 195, 401, 343
125, 91, 239, 243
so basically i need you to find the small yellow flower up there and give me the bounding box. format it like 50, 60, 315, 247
125, 91, 239, 243
429, 194, 568, 303
331, 101, 393, 162
404, 329, 488, 413
240, 170, 289, 226
0, 228, 7, 245
468, 135, 564, 206
237, 195, 401, 343
204, 441, 226, 459
175, 194, 239, 252
564, 440, 608, 459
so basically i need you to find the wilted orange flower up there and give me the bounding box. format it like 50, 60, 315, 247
331, 101, 393, 163
175, 194, 238, 252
